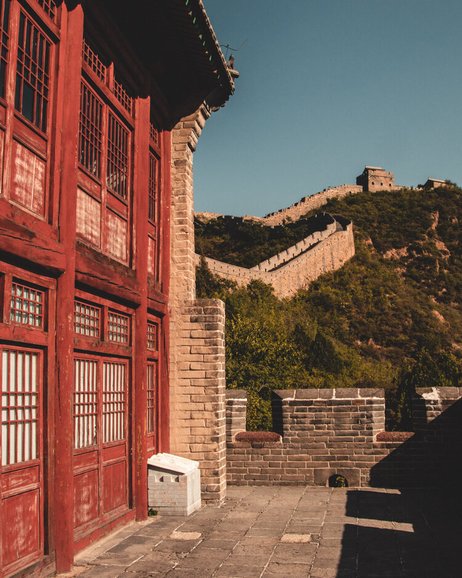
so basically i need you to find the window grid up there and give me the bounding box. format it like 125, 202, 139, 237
114, 78, 133, 116
36, 0, 57, 21
79, 82, 103, 178
107, 113, 129, 199
149, 123, 159, 148
82, 39, 106, 83
0, 0, 10, 99
108, 310, 130, 344
74, 300, 101, 338
147, 322, 158, 351
146, 362, 156, 434
2, 349, 39, 466
148, 153, 157, 223
103, 362, 125, 443
10, 281, 44, 328
15, 11, 51, 132
73, 358, 98, 449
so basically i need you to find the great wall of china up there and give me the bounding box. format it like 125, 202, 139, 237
196, 213, 355, 298
195, 167, 410, 296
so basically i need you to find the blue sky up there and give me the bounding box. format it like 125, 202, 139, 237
194, 0, 462, 217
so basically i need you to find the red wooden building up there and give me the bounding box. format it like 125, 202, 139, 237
0, 0, 233, 575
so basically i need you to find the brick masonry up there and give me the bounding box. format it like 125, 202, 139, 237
169, 106, 227, 503
226, 387, 462, 488
199, 218, 355, 297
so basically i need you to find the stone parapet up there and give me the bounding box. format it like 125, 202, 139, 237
263, 184, 363, 226
226, 387, 462, 488
196, 220, 355, 297
225, 390, 248, 443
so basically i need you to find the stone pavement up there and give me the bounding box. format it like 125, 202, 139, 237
72, 486, 460, 578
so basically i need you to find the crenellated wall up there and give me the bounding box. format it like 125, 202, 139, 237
262, 184, 363, 226
226, 387, 462, 488
196, 218, 355, 297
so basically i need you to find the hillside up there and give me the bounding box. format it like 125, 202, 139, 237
196, 186, 462, 429
195, 213, 336, 268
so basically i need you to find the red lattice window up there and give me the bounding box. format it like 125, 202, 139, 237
82, 39, 106, 82
148, 153, 158, 223
36, 0, 57, 21
103, 361, 126, 443
108, 310, 130, 344
147, 322, 158, 351
146, 362, 157, 434
0, 0, 10, 99
1, 349, 40, 465
10, 281, 45, 328
107, 113, 129, 199
114, 78, 133, 115
149, 123, 159, 148
79, 83, 103, 178
74, 300, 101, 338
15, 11, 51, 132
73, 358, 98, 449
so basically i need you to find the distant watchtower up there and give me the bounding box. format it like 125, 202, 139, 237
356, 166, 396, 192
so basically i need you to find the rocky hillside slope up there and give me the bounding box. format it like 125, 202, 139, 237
196, 185, 462, 429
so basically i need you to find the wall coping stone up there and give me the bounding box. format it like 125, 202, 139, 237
226, 390, 247, 400
235, 432, 281, 442
273, 388, 385, 400
376, 431, 414, 442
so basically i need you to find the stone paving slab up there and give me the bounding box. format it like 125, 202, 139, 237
72, 486, 461, 578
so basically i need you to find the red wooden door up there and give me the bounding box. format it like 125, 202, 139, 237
0, 346, 44, 577
73, 356, 129, 539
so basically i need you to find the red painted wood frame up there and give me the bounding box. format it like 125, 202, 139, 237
0, 0, 60, 225
148, 124, 162, 288
146, 315, 161, 456
76, 37, 135, 266
73, 289, 133, 545
0, 260, 56, 577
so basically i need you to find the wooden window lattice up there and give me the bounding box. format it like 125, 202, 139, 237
1, 349, 39, 466
10, 281, 44, 328
114, 78, 133, 115
108, 310, 130, 344
0, 0, 10, 99
36, 0, 57, 21
146, 362, 156, 434
107, 113, 129, 199
73, 358, 98, 449
82, 39, 106, 83
79, 82, 103, 178
74, 300, 101, 338
148, 153, 157, 223
15, 11, 51, 132
103, 361, 125, 443
149, 123, 160, 148
147, 322, 158, 351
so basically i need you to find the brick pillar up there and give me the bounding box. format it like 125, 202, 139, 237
169, 106, 227, 503
226, 390, 248, 442
412, 387, 461, 431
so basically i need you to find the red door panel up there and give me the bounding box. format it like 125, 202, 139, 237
73, 356, 129, 539
0, 347, 44, 576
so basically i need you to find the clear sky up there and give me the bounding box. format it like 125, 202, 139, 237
194, 0, 462, 217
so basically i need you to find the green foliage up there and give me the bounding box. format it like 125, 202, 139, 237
196, 186, 462, 430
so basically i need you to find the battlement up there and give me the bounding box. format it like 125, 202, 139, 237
196, 214, 355, 297
226, 387, 462, 488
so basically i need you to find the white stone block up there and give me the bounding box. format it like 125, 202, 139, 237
147, 453, 201, 516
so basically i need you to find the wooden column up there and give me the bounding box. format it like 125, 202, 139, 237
53, 3, 83, 572
133, 97, 150, 521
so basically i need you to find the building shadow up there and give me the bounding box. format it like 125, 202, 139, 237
335, 397, 462, 577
